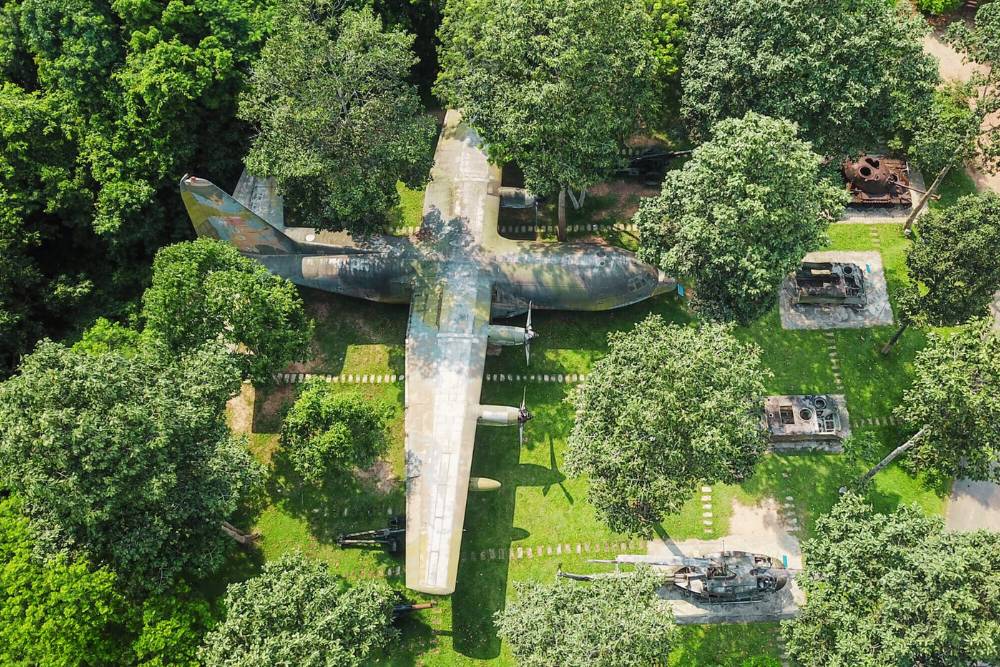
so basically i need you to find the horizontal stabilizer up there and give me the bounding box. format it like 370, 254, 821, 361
180, 175, 299, 255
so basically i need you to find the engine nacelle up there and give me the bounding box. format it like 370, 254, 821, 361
477, 405, 522, 426
487, 324, 528, 347
469, 477, 502, 492
499, 187, 538, 209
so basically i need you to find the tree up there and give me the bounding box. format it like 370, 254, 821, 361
240, 3, 435, 234
494, 566, 675, 666
907, 83, 978, 178
131, 585, 218, 667
566, 315, 770, 534
0, 493, 129, 667
436, 0, 657, 240
0, 340, 265, 593
636, 112, 846, 323
871, 318, 1000, 486
645, 0, 689, 82
143, 238, 313, 384
681, 0, 937, 156
948, 3, 1000, 173
783, 493, 1000, 666
280, 380, 393, 485
881, 193, 1000, 354
199, 552, 398, 667
0, 0, 273, 376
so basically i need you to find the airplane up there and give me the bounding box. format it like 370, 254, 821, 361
179, 109, 675, 595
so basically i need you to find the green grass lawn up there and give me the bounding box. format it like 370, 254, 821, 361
228, 212, 951, 664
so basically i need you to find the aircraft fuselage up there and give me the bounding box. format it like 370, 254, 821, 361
257, 228, 673, 316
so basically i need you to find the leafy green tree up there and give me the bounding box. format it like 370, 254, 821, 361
199, 552, 398, 667
143, 238, 313, 383
281, 380, 393, 485
131, 585, 217, 667
882, 193, 1000, 354
907, 83, 977, 177
240, 3, 435, 233
566, 315, 770, 534
917, 0, 962, 15
875, 318, 1000, 486
0, 340, 265, 593
636, 112, 845, 323
437, 0, 657, 239
495, 566, 675, 666
73, 317, 143, 356
681, 0, 937, 156
0, 0, 273, 376
948, 3, 1000, 173
783, 493, 1000, 666
647, 0, 688, 75
0, 494, 128, 667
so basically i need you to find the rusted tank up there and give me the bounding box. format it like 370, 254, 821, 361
842, 155, 913, 206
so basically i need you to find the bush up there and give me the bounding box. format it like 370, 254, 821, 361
280, 380, 392, 484
917, 0, 962, 16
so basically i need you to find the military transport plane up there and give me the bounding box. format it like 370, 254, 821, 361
180, 110, 675, 595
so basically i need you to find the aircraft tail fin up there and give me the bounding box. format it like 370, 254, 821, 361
180, 175, 299, 255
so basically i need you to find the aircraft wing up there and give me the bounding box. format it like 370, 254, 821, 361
404, 265, 493, 595
419, 110, 503, 248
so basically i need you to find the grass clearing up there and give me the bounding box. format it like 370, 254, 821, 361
230, 212, 950, 664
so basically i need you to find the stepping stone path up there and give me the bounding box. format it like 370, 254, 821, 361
274, 372, 591, 385
385, 222, 642, 238
701, 485, 714, 535
824, 331, 843, 389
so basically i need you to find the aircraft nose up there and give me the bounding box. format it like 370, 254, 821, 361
653, 269, 676, 296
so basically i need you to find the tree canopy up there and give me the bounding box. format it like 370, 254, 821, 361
199, 552, 398, 667
681, 0, 938, 155
494, 567, 675, 667
566, 315, 770, 534
0, 340, 264, 593
892, 318, 1000, 484
0, 0, 273, 376
784, 493, 1000, 666
240, 3, 435, 233
437, 0, 657, 235
636, 112, 845, 323
142, 237, 313, 384
905, 193, 1000, 327
948, 2, 1000, 172
0, 493, 127, 666
280, 380, 393, 485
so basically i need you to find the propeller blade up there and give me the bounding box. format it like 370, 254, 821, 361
521, 387, 527, 412
519, 420, 524, 447
524, 302, 534, 366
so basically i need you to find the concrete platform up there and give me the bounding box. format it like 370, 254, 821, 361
779, 251, 893, 330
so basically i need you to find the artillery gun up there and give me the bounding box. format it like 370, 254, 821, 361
336, 515, 405, 554
392, 600, 435, 621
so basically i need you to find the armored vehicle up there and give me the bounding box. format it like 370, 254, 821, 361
670, 551, 789, 603
558, 551, 791, 604
842, 155, 912, 207
793, 262, 865, 308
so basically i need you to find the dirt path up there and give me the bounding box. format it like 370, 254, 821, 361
922, 26, 1000, 192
